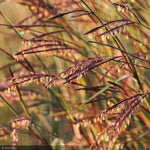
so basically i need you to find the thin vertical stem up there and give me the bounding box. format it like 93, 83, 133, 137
9, 67, 31, 119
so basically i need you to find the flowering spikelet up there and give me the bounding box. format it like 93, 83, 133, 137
90, 93, 147, 149
0, 128, 11, 141
11, 117, 32, 146
85, 19, 131, 35
10, 72, 56, 87
18, 0, 57, 23
14, 39, 79, 61
85, 19, 134, 40
115, 3, 131, 14
11, 129, 18, 146
12, 117, 32, 129
63, 56, 105, 83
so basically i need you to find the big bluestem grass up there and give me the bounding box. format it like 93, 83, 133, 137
0, 0, 150, 149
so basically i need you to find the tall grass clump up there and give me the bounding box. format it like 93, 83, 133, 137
0, 0, 150, 149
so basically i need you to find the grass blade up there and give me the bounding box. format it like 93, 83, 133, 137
75, 74, 130, 110
0, 10, 23, 40
0, 95, 19, 117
